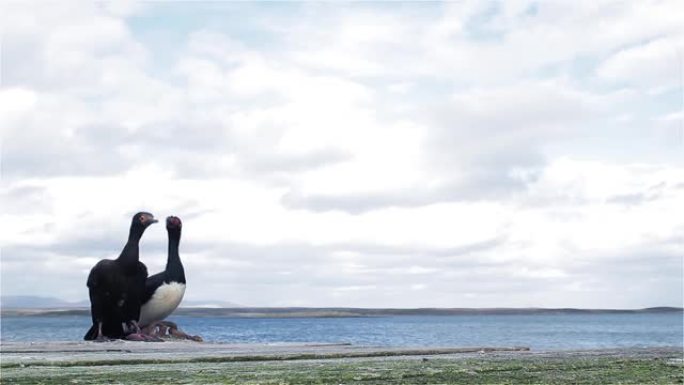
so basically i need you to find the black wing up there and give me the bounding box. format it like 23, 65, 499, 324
85, 260, 126, 339
85, 260, 110, 339
121, 261, 148, 323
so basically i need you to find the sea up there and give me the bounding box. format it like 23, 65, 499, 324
1, 312, 682, 351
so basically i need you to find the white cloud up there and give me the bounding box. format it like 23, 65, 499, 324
597, 36, 683, 93
0, 87, 37, 129
1, 0, 682, 308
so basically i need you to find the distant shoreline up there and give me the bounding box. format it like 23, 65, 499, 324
2, 306, 682, 318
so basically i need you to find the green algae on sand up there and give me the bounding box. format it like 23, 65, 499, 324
1, 343, 681, 385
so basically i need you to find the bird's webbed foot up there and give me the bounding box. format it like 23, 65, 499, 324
90, 322, 115, 342
93, 335, 115, 342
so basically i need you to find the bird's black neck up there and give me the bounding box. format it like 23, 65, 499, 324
117, 228, 143, 266
166, 234, 186, 284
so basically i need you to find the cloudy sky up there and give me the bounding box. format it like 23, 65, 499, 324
1, 1, 682, 309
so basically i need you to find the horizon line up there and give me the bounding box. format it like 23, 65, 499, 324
2, 305, 682, 311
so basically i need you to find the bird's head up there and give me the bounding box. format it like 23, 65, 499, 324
166, 216, 182, 240
166, 216, 182, 232
132, 212, 158, 229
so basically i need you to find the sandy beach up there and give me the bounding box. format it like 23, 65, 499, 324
1, 341, 681, 384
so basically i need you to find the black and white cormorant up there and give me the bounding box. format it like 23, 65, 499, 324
139, 216, 201, 341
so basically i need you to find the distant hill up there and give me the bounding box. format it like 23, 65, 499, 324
2, 305, 682, 318
180, 299, 244, 308
169, 306, 684, 318
0, 295, 241, 310
0, 296, 89, 309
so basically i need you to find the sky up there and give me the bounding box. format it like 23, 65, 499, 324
0, 0, 682, 309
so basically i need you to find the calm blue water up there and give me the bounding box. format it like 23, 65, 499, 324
1, 313, 682, 350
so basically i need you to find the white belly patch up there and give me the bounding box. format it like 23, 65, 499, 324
139, 282, 186, 326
